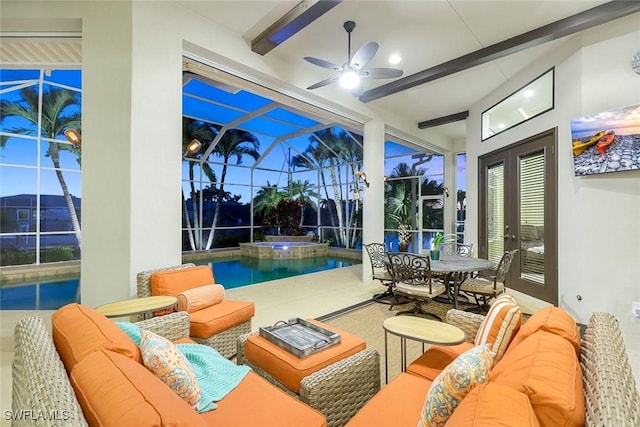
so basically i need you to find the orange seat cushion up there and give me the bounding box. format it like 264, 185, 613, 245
200, 371, 326, 427
507, 306, 581, 357
345, 373, 432, 427
407, 341, 474, 381
71, 350, 206, 427
447, 382, 541, 426
52, 303, 141, 372
150, 266, 214, 296
189, 300, 255, 338
490, 331, 585, 427
244, 319, 366, 393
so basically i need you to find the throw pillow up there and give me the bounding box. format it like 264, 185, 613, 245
140, 329, 201, 409
418, 344, 494, 427
176, 284, 225, 313
474, 293, 522, 363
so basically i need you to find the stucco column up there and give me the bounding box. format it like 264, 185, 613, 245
361, 119, 385, 282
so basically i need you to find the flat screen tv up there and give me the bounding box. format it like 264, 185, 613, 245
571, 103, 640, 176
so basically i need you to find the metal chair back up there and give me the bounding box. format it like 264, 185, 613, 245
439, 242, 474, 257
364, 243, 388, 270
387, 252, 432, 290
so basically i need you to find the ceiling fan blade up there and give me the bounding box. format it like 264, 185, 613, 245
307, 76, 338, 90
350, 41, 378, 70
304, 56, 342, 72
360, 68, 404, 79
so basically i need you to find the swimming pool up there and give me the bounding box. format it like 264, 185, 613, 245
0, 255, 360, 310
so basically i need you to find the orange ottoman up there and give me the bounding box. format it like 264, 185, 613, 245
238, 319, 380, 427
244, 319, 366, 393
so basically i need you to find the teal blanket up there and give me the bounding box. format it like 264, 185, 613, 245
117, 322, 250, 412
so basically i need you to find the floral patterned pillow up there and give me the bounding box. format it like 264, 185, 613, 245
140, 330, 201, 409
418, 344, 494, 427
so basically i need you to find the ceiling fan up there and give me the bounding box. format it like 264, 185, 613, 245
304, 20, 403, 96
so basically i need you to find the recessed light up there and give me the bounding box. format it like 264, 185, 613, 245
498, 123, 506, 129
523, 89, 534, 98
388, 54, 401, 65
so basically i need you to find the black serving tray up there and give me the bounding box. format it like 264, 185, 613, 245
259, 318, 341, 358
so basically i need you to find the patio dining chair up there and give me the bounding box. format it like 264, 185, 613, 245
439, 242, 473, 257
459, 249, 519, 312
364, 243, 394, 304
387, 252, 446, 320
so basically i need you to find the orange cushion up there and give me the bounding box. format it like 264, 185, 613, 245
177, 284, 225, 313
52, 303, 141, 372
200, 371, 326, 427
507, 306, 581, 357
244, 319, 366, 393
447, 382, 541, 426
345, 373, 432, 427
71, 350, 206, 427
407, 341, 474, 381
474, 294, 522, 363
189, 300, 255, 338
150, 266, 214, 296
490, 331, 585, 427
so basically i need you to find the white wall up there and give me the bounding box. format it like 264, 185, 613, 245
466, 16, 640, 335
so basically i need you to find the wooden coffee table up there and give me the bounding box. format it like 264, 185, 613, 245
95, 295, 177, 319
382, 316, 466, 383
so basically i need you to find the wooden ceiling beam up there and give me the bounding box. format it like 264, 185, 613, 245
251, 0, 342, 56
418, 111, 469, 129
360, 1, 640, 103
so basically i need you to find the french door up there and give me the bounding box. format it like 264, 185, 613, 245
479, 129, 558, 305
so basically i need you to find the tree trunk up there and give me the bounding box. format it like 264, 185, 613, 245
50, 143, 81, 250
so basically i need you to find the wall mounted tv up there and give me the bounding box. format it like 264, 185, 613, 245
571, 103, 640, 176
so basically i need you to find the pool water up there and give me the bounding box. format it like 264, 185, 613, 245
0, 255, 360, 310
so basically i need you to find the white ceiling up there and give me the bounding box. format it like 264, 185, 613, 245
175, 0, 616, 140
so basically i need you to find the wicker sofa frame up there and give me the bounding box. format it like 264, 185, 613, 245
136, 263, 251, 358
12, 311, 191, 426
237, 333, 380, 427
445, 309, 640, 426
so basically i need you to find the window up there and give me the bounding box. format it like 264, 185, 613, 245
481, 68, 554, 141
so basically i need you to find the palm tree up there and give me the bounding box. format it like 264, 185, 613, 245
286, 178, 318, 226
385, 162, 425, 251
1, 86, 82, 248
182, 118, 217, 250
253, 182, 285, 218
291, 143, 339, 242
204, 128, 260, 249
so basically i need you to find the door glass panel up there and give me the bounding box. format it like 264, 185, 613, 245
420, 196, 444, 252
519, 151, 545, 283
487, 163, 504, 264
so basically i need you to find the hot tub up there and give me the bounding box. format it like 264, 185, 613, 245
238, 242, 329, 259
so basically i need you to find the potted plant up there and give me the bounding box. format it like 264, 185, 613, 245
430, 232, 457, 261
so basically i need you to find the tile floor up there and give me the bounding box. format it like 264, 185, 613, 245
1, 264, 638, 426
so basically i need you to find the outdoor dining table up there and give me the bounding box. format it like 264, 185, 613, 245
429, 254, 494, 309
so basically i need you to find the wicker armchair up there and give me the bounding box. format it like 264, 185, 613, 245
237, 333, 380, 427
137, 263, 252, 358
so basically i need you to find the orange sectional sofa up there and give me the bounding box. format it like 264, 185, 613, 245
346, 307, 640, 427
12, 303, 326, 427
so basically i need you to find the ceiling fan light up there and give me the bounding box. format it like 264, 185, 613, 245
339, 69, 360, 89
